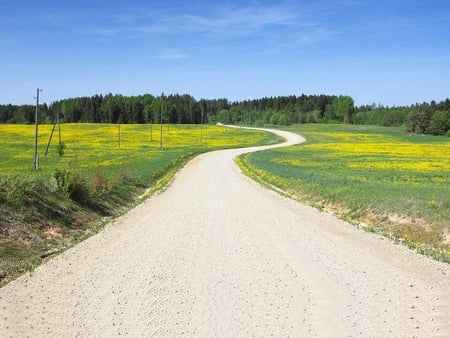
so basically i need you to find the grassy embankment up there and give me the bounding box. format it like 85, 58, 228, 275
0, 123, 281, 286
237, 124, 450, 262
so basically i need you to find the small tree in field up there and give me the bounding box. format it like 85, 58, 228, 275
57, 142, 66, 157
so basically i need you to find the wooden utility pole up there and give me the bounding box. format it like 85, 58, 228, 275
160, 102, 163, 149
34, 88, 41, 170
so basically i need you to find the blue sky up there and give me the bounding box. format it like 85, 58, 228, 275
1, 0, 449, 106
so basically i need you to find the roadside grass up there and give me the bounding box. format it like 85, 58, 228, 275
237, 124, 450, 263
0, 123, 281, 286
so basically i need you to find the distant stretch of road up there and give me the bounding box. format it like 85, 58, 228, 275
1, 127, 449, 337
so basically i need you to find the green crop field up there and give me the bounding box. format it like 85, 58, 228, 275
237, 124, 450, 262
0, 123, 281, 285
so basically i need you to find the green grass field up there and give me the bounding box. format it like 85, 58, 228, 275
0, 123, 281, 285
237, 124, 450, 262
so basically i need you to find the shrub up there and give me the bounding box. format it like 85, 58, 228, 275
0, 175, 33, 206
67, 177, 90, 204
53, 168, 70, 192
57, 142, 66, 157
54, 168, 91, 204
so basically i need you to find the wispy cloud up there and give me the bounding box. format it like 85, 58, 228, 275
86, 2, 297, 37
159, 52, 190, 60
78, 1, 335, 53
158, 2, 297, 37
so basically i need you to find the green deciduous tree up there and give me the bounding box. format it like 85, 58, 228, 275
427, 110, 450, 135
329, 96, 355, 123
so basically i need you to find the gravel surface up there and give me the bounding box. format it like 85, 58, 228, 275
0, 127, 449, 337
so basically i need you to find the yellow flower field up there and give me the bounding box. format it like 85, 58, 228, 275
238, 124, 450, 262
0, 123, 279, 177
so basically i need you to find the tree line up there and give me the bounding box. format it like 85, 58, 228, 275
0, 93, 449, 135
0, 93, 355, 125
0, 94, 213, 125
354, 99, 450, 135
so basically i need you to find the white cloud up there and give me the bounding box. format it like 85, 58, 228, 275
163, 2, 296, 36
78, 1, 335, 53
159, 52, 190, 60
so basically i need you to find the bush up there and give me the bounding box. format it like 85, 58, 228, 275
67, 178, 90, 204
0, 176, 29, 206
53, 168, 70, 192
54, 168, 91, 204
57, 142, 66, 157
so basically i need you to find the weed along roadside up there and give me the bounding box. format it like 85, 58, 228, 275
0, 124, 282, 286
237, 124, 450, 263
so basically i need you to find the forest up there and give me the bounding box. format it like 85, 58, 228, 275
0, 93, 449, 136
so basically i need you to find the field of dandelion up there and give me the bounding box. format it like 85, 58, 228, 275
0, 123, 279, 181
237, 124, 450, 262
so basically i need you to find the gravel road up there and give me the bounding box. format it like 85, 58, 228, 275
1, 127, 449, 337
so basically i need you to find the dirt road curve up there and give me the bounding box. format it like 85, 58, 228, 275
1, 127, 449, 337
